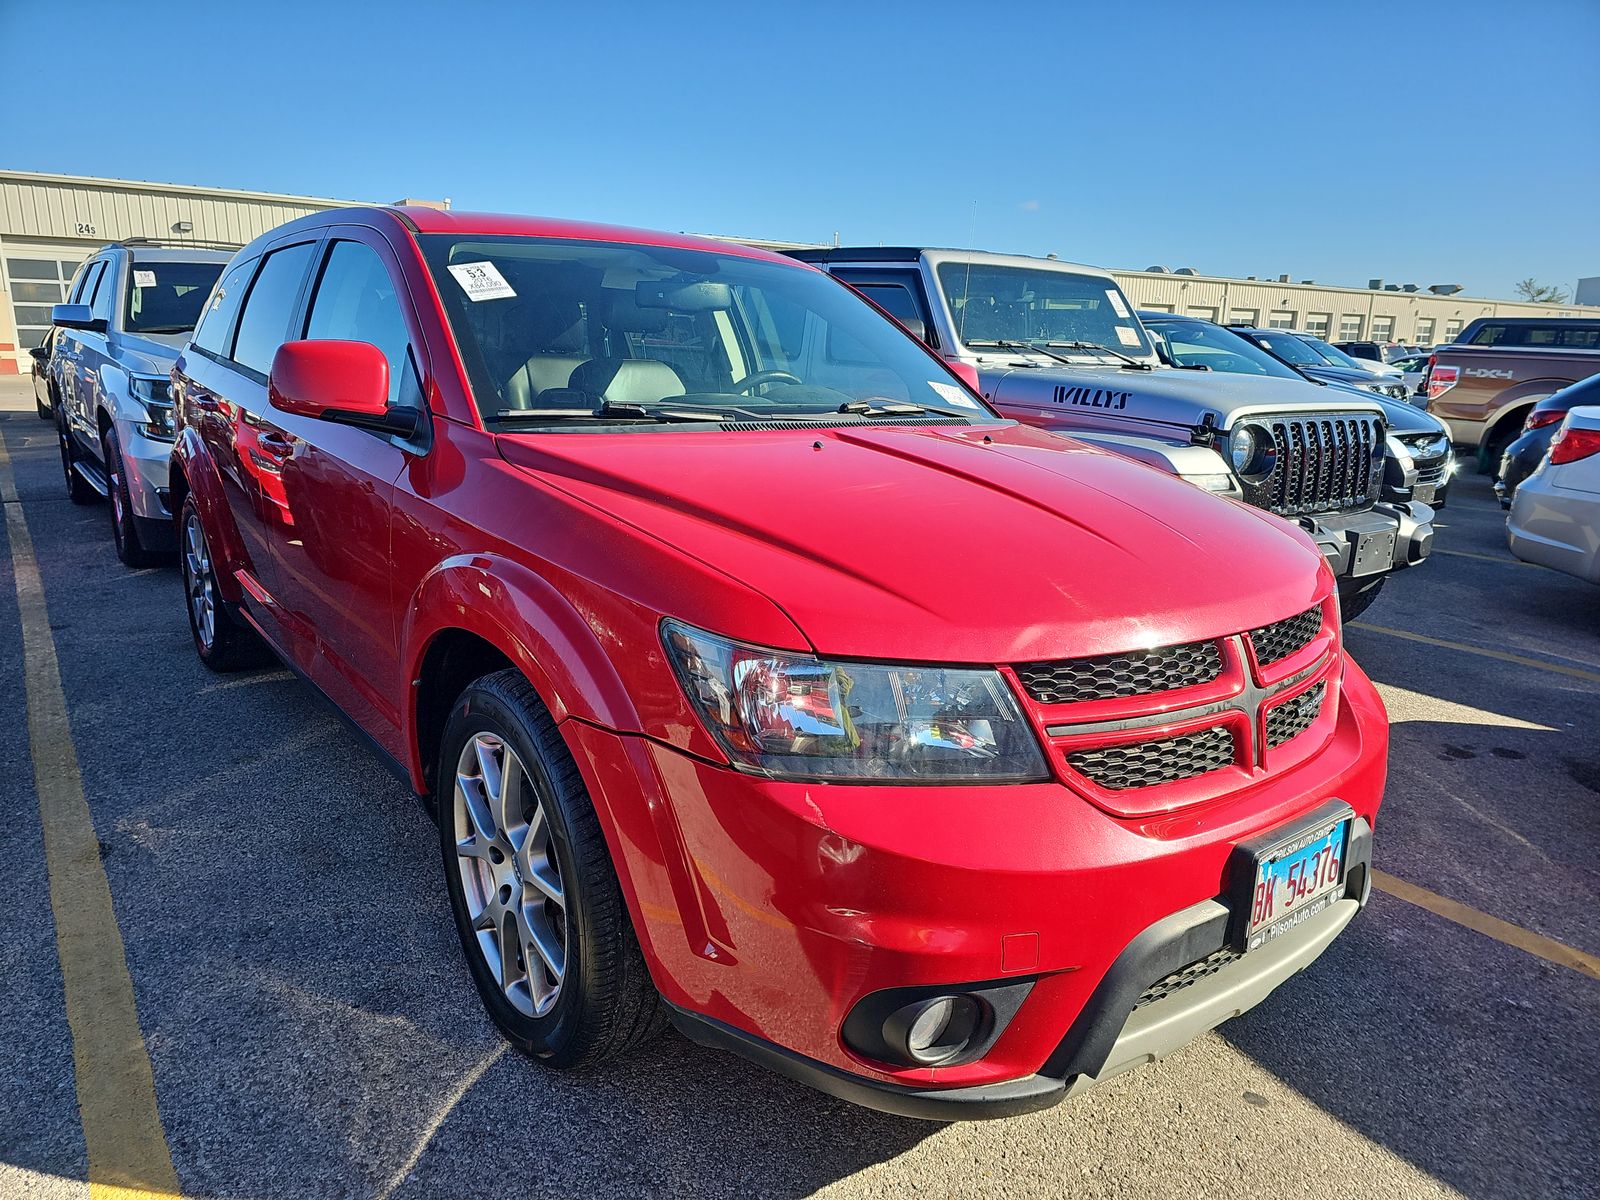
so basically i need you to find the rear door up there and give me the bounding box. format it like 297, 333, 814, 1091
260, 228, 426, 752
57, 258, 108, 446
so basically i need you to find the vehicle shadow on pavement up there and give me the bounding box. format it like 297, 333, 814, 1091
1221, 573, 1600, 1200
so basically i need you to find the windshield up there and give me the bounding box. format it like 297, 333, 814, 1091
123, 260, 225, 333
1248, 330, 1328, 368
933, 262, 1153, 359
416, 236, 990, 429
1145, 320, 1302, 380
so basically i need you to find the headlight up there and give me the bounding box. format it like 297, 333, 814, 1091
131, 376, 175, 441
1385, 434, 1415, 471
1226, 423, 1277, 481
661, 621, 1049, 782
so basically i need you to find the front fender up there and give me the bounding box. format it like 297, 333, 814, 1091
171, 426, 248, 604
402, 553, 647, 781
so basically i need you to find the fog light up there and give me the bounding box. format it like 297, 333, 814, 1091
886, 995, 985, 1066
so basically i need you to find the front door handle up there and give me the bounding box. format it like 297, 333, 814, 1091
257, 432, 294, 464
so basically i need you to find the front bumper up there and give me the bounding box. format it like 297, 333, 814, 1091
562, 657, 1389, 1117
115, 419, 178, 549
1301, 501, 1433, 582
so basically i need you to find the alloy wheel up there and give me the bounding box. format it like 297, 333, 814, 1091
182, 511, 216, 649
453, 731, 567, 1017
109, 459, 125, 547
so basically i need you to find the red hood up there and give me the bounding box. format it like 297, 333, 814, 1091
495, 422, 1329, 664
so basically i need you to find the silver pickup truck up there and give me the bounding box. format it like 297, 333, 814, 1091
788, 247, 1435, 617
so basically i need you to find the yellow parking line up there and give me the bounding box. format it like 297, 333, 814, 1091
1350, 622, 1600, 686
1372, 871, 1600, 983
0, 432, 181, 1199
1431, 547, 1537, 567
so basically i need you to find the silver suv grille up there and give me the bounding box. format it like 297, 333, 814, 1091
1242, 414, 1384, 517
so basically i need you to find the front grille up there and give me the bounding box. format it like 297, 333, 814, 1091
1241, 413, 1383, 517
1266, 681, 1327, 747
1067, 726, 1235, 790
1135, 947, 1243, 1009
1016, 640, 1222, 704
1415, 462, 1448, 487
1249, 607, 1322, 666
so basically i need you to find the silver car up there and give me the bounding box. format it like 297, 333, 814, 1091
49, 242, 230, 566
1508, 406, 1600, 584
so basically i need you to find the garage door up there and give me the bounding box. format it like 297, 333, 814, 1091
5, 249, 87, 351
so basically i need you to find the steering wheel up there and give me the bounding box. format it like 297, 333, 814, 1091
733, 370, 803, 394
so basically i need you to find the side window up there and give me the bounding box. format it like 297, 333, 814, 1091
76, 261, 106, 308
831, 271, 936, 352
192, 256, 258, 357
231, 242, 317, 376
302, 240, 419, 407
69, 260, 100, 304
90, 259, 120, 322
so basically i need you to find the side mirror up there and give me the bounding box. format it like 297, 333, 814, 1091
52, 303, 104, 332
29, 346, 49, 364
897, 316, 928, 344
269, 340, 417, 435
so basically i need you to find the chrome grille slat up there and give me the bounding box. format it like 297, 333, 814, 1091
1247, 413, 1382, 517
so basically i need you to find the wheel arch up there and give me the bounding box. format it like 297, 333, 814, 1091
402, 555, 646, 797
169, 427, 247, 602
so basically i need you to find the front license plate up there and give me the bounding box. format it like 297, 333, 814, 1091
1350, 529, 1397, 576
1414, 482, 1438, 505
1245, 819, 1349, 951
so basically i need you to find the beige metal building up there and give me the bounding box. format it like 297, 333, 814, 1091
1107, 268, 1600, 346
0, 169, 367, 374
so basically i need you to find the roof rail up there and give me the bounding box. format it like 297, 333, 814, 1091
116, 236, 240, 252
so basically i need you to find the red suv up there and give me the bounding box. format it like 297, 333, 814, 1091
169, 206, 1388, 1119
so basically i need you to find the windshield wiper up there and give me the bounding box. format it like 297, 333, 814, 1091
1033, 340, 1153, 370
837, 400, 935, 417
495, 400, 738, 424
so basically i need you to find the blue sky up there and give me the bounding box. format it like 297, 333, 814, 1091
7, 1, 1598, 299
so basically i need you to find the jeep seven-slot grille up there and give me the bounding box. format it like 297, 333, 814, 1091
1015, 640, 1222, 705
1266, 682, 1327, 748
1067, 726, 1235, 790
1135, 947, 1244, 1009
1249, 607, 1323, 666
1242, 414, 1382, 517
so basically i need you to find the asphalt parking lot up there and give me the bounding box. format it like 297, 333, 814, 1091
1, 378, 1596, 1200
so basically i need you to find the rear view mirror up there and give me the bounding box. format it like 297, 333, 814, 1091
635, 279, 732, 312
269, 340, 417, 436
52, 303, 104, 332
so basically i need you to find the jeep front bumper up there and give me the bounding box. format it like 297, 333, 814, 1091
1300, 501, 1433, 581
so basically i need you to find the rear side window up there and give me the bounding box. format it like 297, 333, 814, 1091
192, 257, 258, 356
303, 240, 420, 408
231, 242, 317, 376
1469, 323, 1600, 349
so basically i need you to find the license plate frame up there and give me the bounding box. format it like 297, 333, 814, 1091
1228, 802, 1355, 953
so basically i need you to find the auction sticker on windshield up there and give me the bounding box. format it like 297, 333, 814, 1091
929, 381, 980, 409
447, 261, 517, 301
1245, 818, 1348, 951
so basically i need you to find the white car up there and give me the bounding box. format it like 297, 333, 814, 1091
1507, 406, 1600, 583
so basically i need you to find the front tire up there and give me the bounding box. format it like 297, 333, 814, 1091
438, 669, 663, 1068
179, 496, 266, 672
105, 428, 161, 568
35, 393, 51, 421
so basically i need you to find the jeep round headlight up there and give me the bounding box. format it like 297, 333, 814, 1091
1227, 423, 1277, 480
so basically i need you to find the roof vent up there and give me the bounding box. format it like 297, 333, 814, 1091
1278, 274, 1291, 283
1175, 267, 1198, 276
1402, 284, 1420, 293
1145, 265, 1171, 273
1384, 284, 1402, 291
1428, 284, 1464, 295
1369, 278, 1384, 290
